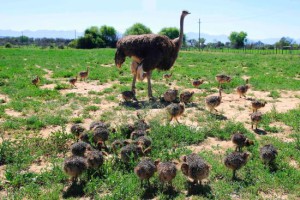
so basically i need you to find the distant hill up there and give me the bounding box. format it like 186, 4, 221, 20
186, 32, 300, 45
1, 29, 299, 45
0, 30, 83, 39
186, 32, 230, 43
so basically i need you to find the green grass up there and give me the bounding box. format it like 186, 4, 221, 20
0, 48, 300, 199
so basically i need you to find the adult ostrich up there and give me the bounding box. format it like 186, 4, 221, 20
115, 10, 190, 100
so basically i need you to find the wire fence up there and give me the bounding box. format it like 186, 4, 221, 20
182, 47, 300, 55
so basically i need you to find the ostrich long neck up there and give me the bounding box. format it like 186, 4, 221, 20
174, 13, 186, 50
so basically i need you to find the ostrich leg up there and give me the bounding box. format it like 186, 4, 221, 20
146, 71, 153, 100
131, 74, 137, 93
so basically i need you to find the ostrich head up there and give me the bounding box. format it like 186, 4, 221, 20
115, 49, 126, 68
182, 10, 191, 17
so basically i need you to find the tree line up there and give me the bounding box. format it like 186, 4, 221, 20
1, 23, 299, 50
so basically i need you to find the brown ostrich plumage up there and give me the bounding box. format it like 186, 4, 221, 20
115, 11, 190, 99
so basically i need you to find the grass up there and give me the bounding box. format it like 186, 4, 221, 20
0, 48, 300, 199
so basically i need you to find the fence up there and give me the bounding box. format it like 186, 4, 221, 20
182, 47, 300, 55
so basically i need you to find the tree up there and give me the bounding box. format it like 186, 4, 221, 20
159, 27, 179, 39
275, 37, 294, 48
124, 23, 152, 36
159, 27, 187, 47
99, 25, 118, 47
228, 31, 247, 48
199, 38, 206, 47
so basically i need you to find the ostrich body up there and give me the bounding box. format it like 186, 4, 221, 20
166, 102, 185, 123
130, 129, 147, 140
237, 79, 250, 98
63, 156, 87, 182
180, 153, 210, 185
250, 111, 263, 130
155, 161, 177, 188
231, 132, 254, 152
79, 66, 89, 81
163, 72, 173, 80
115, 10, 190, 99
224, 152, 249, 180
121, 90, 136, 102
32, 76, 40, 87
135, 136, 152, 148
71, 141, 91, 157
70, 124, 86, 141
69, 76, 78, 87
260, 144, 277, 165
180, 91, 194, 104
215, 74, 231, 88
251, 100, 267, 112
163, 89, 178, 102
192, 79, 204, 88
89, 121, 108, 131
92, 127, 109, 147
134, 159, 156, 187
205, 88, 222, 112
86, 149, 105, 169
120, 144, 151, 163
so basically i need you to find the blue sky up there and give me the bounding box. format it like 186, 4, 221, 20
0, 0, 299, 39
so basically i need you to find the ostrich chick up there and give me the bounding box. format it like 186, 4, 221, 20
166, 102, 185, 123
121, 91, 136, 102
163, 72, 173, 80
63, 156, 87, 182
155, 160, 177, 188
32, 76, 40, 87
180, 153, 210, 185
135, 136, 152, 148
180, 91, 194, 104
236, 79, 250, 98
192, 79, 204, 88
115, 11, 190, 100
71, 141, 91, 157
70, 124, 86, 141
224, 152, 249, 180
120, 144, 151, 163
251, 100, 267, 112
215, 74, 231, 88
79, 66, 89, 81
260, 144, 278, 165
231, 132, 254, 152
134, 159, 156, 187
89, 121, 108, 131
205, 88, 222, 113
93, 127, 109, 147
163, 89, 178, 103
69, 76, 78, 88
85, 149, 105, 169
250, 112, 263, 130
130, 129, 147, 140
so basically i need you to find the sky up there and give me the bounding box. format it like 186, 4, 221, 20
0, 0, 299, 40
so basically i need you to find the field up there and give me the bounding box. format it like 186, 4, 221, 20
0, 48, 300, 199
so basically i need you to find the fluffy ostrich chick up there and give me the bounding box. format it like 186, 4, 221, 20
181, 153, 210, 185
134, 159, 156, 187
224, 152, 249, 180
166, 102, 185, 123
63, 156, 87, 182
260, 144, 278, 165
205, 88, 222, 113
155, 160, 177, 188
231, 132, 254, 152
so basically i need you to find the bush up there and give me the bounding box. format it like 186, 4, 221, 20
5, 43, 12, 48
